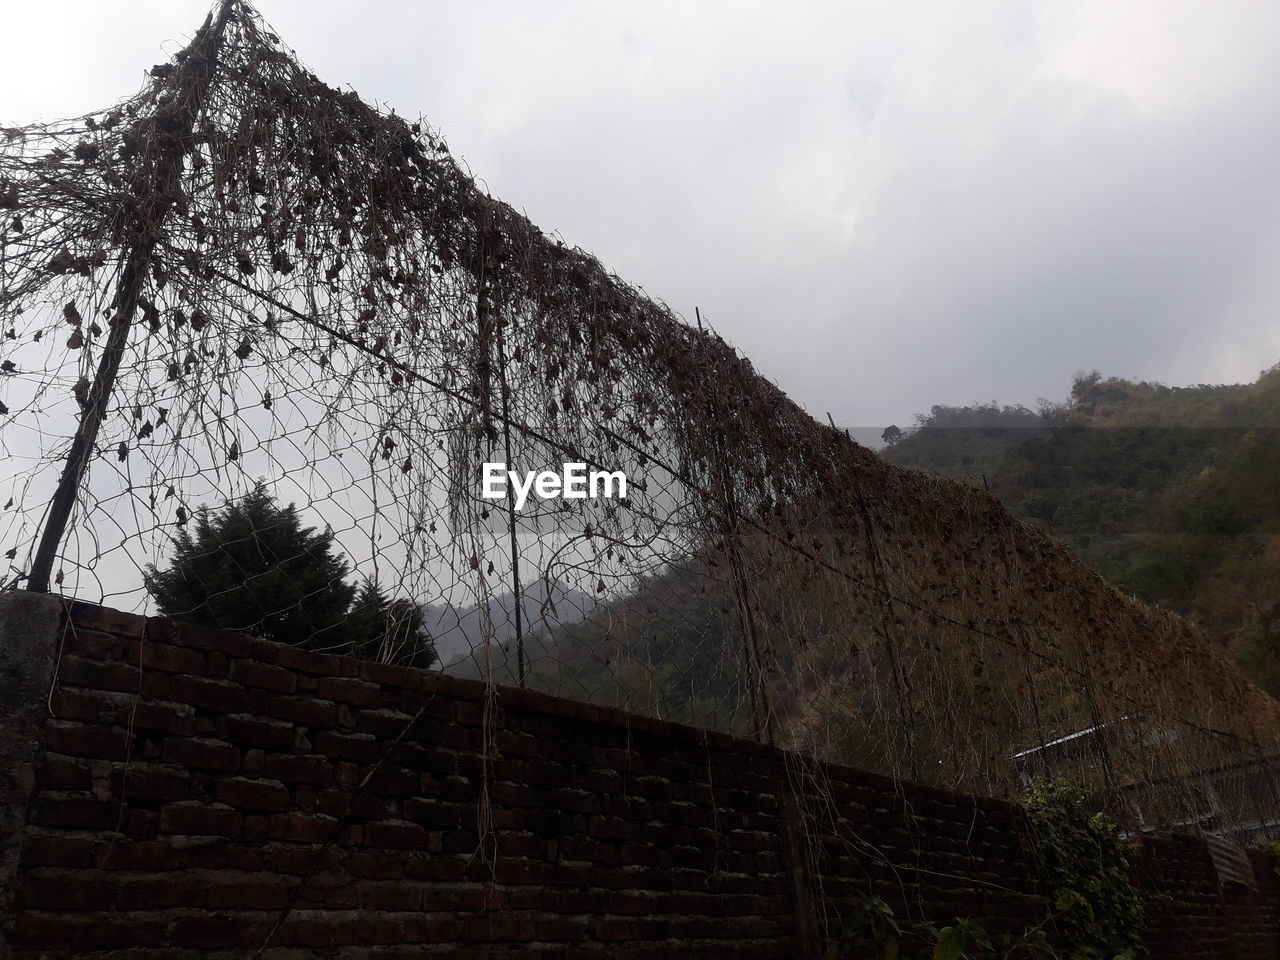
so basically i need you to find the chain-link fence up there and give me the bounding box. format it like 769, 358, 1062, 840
2, 0, 1278, 842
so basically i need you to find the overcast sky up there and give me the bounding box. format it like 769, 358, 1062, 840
4, 0, 1280, 432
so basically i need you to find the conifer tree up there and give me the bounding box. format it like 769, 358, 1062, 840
348, 577, 438, 669
145, 483, 357, 650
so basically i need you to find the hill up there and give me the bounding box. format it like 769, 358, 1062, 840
426, 579, 596, 668
883, 364, 1280, 696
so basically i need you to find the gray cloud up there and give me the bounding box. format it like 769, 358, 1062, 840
5, 0, 1280, 430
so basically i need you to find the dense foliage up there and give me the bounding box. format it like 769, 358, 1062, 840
348, 578, 438, 670
884, 364, 1280, 697
146, 485, 436, 668
823, 781, 1146, 960
1023, 780, 1146, 960
145, 484, 357, 649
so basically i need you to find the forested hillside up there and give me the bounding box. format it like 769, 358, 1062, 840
883, 364, 1280, 696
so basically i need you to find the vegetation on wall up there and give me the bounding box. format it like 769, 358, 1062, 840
1023, 780, 1146, 960
823, 780, 1146, 960
822, 890, 1057, 960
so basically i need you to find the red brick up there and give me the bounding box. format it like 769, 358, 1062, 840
460, 914, 527, 942
69, 918, 167, 952
49, 686, 116, 722
206, 876, 291, 909
270, 813, 337, 843
406, 855, 467, 881
265, 753, 332, 785
537, 918, 591, 941
97, 840, 172, 870
591, 918, 637, 941
362, 820, 428, 849
115, 699, 196, 736
8, 915, 71, 951
139, 671, 171, 698
36, 753, 93, 790
275, 917, 345, 948
215, 777, 289, 811
610, 892, 658, 915
69, 601, 147, 638
40, 721, 131, 757
246, 637, 283, 662
172, 620, 253, 656
19, 835, 97, 868
115, 875, 209, 909
437, 774, 479, 804
403, 745, 458, 776
402, 916, 463, 942
221, 713, 295, 750
353, 708, 420, 739
443, 829, 481, 855
295, 882, 363, 908
277, 644, 346, 675
160, 734, 239, 772
52, 654, 139, 693
160, 801, 243, 837
403, 798, 466, 829
453, 699, 485, 726
360, 882, 422, 911
270, 694, 339, 726
242, 746, 265, 773
316, 676, 383, 707
206, 650, 230, 676
334, 760, 362, 789
363, 764, 419, 797
509, 888, 562, 910
19, 873, 115, 910
114, 764, 195, 801
347, 851, 405, 879
123, 807, 159, 837
131, 640, 205, 673
170, 915, 258, 948
455, 887, 511, 911
494, 859, 545, 884
358, 659, 422, 688
29, 796, 125, 830
265, 844, 325, 874
412, 717, 476, 750
169, 675, 251, 713
230, 658, 298, 692
314, 730, 382, 761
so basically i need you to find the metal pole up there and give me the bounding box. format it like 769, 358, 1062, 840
496, 332, 525, 687
26, 2, 236, 593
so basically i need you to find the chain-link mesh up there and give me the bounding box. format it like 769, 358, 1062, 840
2, 0, 1278, 845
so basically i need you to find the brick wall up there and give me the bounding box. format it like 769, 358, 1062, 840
1132, 834, 1280, 958
799, 763, 1049, 943
0, 593, 1275, 958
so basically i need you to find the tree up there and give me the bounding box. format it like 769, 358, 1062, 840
1036, 398, 1070, 439
1070, 369, 1104, 404
349, 578, 439, 669
881, 424, 903, 446
145, 483, 357, 650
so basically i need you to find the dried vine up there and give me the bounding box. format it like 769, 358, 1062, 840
0, 0, 1276, 843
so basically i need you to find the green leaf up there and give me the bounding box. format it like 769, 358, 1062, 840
1055, 891, 1087, 913
933, 926, 966, 960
